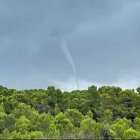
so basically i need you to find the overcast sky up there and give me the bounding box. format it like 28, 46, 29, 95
0, 0, 140, 90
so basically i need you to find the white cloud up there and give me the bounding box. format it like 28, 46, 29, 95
54, 77, 110, 91
112, 79, 140, 90
54, 77, 93, 91
54, 76, 140, 91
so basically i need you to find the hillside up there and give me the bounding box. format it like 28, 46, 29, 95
0, 85, 140, 139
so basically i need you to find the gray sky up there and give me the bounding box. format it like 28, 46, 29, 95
0, 0, 140, 90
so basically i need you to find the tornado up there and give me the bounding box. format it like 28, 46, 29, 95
60, 38, 79, 90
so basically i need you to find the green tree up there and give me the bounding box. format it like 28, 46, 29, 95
47, 123, 60, 138
54, 113, 74, 137
36, 113, 53, 133
86, 110, 93, 118
99, 109, 113, 123
134, 117, 140, 129
123, 128, 139, 139
79, 116, 101, 139
64, 109, 83, 127
0, 102, 5, 113
54, 104, 61, 115
136, 87, 140, 94
88, 85, 98, 94
15, 116, 31, 134
2, 128, 10, 139
0, 112, 7, 133
109, 118, 132, 139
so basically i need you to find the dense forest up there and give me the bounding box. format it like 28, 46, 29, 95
0, 85, 140, 139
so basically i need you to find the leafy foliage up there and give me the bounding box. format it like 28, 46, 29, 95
0, 85, 140, 139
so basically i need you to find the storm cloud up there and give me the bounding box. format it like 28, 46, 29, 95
0, 0, 140, 90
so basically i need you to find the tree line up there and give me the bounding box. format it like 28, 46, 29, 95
0, 85, 140, 139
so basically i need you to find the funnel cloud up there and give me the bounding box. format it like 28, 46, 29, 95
59, 38, 79, 90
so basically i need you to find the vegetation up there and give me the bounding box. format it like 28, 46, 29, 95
0, 85, 140, 139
